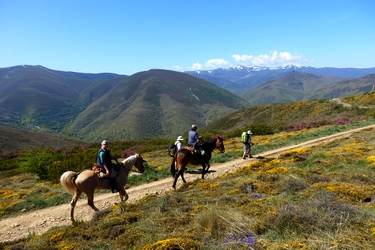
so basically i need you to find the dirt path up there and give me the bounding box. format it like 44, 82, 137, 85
1, 124, 375, 243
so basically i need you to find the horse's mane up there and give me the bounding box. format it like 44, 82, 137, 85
122, 154, 138, 164
204, 137, 222, 145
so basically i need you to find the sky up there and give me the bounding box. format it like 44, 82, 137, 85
1, 0, 374, 75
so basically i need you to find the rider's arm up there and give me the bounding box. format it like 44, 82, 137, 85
195, 134, 201, 145
99, 152, 110, 175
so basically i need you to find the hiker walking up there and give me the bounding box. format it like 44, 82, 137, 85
242, 130, 254, 159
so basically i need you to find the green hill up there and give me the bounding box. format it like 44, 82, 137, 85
0, 125, 86, 155
242, 71, 345, 105
202, 91, 375, 135
0, 65, 124, 131
66, 69, 250, 141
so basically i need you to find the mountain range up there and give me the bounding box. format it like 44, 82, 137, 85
1, 64, 374, 142
0, 65, 249, 142
185, 65, 375, 96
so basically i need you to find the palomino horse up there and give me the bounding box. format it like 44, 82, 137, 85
170, 136, 225, 189
60, 153, 146, 222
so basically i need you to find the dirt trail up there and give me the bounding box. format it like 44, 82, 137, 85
1, 124, 375, 243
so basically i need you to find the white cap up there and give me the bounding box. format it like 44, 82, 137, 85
247, 130, 252, 134
177, 136, 183, 141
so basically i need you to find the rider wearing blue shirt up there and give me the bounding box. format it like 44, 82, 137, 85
97, 140, 119, 193
188, 125, 205, 155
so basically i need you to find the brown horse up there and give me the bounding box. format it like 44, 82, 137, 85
60, 153, 146, 222
170, 136, 225, 189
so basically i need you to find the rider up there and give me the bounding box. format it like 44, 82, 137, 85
97, 140, 119, 193
175, 136, 184, 151
188, 125, 205, 156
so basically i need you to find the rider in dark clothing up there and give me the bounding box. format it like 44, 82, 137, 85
188, 125, 205, 156
97, 140, 119, 193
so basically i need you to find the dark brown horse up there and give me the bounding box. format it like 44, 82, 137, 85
170, 136, 225, 189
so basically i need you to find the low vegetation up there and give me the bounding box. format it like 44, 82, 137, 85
1, 117, 375, 249
1, 91, 375, 248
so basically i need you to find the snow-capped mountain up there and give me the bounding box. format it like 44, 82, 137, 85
185, 65, 375, 94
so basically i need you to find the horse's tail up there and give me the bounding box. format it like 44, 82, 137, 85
170, 157, 176, 178
60, 171, 78, 195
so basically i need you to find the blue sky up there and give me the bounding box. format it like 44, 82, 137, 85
1, 0, 374, 75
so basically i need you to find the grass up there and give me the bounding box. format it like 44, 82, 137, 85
1, 120, 375, 249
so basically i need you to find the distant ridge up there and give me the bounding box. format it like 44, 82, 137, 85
185, 65, 375, 94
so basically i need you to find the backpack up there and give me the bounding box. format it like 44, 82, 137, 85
241, 131, 247, 143
168, 143, 177, 157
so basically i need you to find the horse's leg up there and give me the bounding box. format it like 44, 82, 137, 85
172, 168, 187, 189
86, 191, 99, 212
180, 169, 187, 184
201, 163, 206, 179
170, 158, 176, 178
205, 162, 211, 173
70, 190, 82, 222
172, 172, 179, 189
119, 188, 129, 201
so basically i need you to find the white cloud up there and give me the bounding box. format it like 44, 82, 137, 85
204, 59, 231, 68
191, 62, 202, 70
232, 51, 305, 66
171, 65, 182, 70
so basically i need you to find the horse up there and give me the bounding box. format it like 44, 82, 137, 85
60, 153, 146, 222
170, 136, 225, 189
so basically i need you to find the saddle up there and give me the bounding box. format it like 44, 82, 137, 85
92, 164, 101, 173
92, 163, 118, 179
187, 145, 198, 154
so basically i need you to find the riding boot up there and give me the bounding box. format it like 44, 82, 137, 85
110, 177, 118, 193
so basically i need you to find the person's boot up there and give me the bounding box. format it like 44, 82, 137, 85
110, 177, 118, 193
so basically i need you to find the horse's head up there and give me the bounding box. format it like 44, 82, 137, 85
120, 154, 146, 173
215, 137, 225, 153
134, 153, 146, 173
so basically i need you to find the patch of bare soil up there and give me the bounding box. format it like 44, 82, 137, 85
1, 124, 375, 243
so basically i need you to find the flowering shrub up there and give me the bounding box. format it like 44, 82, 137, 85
142, 238, 202, 250
366, 155, 375, 165
50, 232, 64, 243
281, 120, 332, 131
334, 117, 352, 125
222, 232, 260, 248
313, 182, 375, 202
257, 166, 288, 175
280, 148, 310, 158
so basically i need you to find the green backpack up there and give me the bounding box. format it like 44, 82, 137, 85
241, 131, 247, 143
